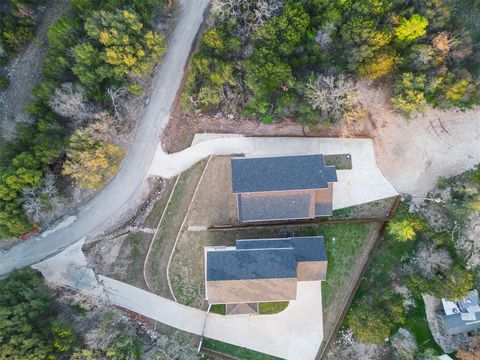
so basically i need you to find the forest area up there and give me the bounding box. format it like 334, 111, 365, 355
0, 0, 167, 239
184, 0, 480, 124
0, 269, 203, 359
327, 165, 480, 359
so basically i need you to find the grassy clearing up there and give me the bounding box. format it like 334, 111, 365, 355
299, 223, 372, 308
210, 304, 226, 315
258, 301, 289, 314
109, 231, 152, 289
145, 160, 207, 298
324, 154, 352, 170
202, 339, 281, 360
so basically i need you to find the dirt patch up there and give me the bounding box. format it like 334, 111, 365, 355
0, 0, 69, 144
326, 329, 391, 360
162, 111, 369, 153
332, 197, 397, 220
358, 80, 480, 197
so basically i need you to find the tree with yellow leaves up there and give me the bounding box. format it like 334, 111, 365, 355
62, 125, 124, 190
72, 9, 166, 99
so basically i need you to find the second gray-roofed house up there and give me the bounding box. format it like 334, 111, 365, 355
205, 236, 327, 307
231, 154, 338, 222
441, 290, 480, 335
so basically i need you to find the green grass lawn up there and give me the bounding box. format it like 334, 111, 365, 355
403, 297, 443, 354
258, 301, 288, 314
210, 304, 226, 315
299, 222, 372, 308
202, 339, 281, 360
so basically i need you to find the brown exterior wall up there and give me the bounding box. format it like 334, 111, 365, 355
315, 184, 333, 205
297, 261, 328, 281
207, 278, 297, 304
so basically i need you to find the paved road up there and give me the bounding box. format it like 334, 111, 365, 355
33, 238, 324, 360
0, 0, 211, 275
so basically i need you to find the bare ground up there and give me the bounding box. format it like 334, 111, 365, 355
0, 0, 69, 144
162, 110, 369, 153
163, 80, 480, 203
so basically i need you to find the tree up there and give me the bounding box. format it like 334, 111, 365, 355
412, 242, 452, 279
49, 83, 96, 128
431, 265, 473, 301
391, 328, 417, 360
72, 9, 166, 98
395, 14, 428, 43
302, 74, 362, 124
0, 269, 78, 359
387, 218, 425, 241
347, 303, 391, 344
358, 51, 397, 79
457, 336, 480, 360
62, 128, 124, 190
392, 72, 426, 118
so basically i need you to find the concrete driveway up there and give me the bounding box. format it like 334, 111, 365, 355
150, 134, 398, 210
34, 238, 323, 360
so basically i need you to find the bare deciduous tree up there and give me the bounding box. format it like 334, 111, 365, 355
146, 331, 200, 360
211, 0, 283, 39
49, 83, 96, 128
412, 242, 453, 279
106, 86, 127, 120
315, 21, 336, 51
22, 172, 61, 224
86, 112, 127, 145
304, 74, 362, 123
391, 328, 418, 360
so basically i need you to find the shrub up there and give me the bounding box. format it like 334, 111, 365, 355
0, 74, 9, 90
392, 72, 426, 118
387, 218, 425, 241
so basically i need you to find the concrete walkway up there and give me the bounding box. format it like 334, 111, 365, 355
150, 134, 398, 210
34, 239, 323, 360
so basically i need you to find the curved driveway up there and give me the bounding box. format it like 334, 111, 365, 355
0, 0, 210, 275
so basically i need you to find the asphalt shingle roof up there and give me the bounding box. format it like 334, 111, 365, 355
442, 312, 480, 335
231, 154, 338, 193
237, 193, 311, 222
236, 236, 327, 262
206, 248, 297, 281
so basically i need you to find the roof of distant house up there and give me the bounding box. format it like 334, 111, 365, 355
231, 154, 338, 194
441, 290, 480, 335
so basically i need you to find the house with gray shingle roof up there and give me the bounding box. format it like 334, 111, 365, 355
231, 154, 338, 222
205, 236, 327, 312
441, 290, 480, 335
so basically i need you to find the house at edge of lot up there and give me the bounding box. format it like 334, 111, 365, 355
441, 289, 480, 335
231, 154, 338, 222
205, 236, 327, 315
